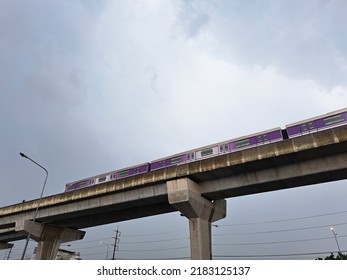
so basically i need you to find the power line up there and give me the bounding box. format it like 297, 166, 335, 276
54, 221, 347, 254
213, 250, 347, 259
213, 234, 347, 246
71, 230, 188, 244
119, 246, 189, 252
121, 237, 188, 244
214, 221, 347, 236
66, 208, 347, 246
124, 229, 187, 237
77, 233, 347, 255
72, 233, 347, 252
218, 209, 347, 227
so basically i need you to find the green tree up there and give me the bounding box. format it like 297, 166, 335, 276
316, 252, 347, 260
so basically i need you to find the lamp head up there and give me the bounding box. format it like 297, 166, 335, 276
19, 152, 28, 159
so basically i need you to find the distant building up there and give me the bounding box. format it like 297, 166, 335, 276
56, 248, 81, 260
31, 247, 81, 260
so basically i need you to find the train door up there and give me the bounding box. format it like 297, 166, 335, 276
299, 122, 317, 135
219, 143, 229, 154
256, 134, 269, 145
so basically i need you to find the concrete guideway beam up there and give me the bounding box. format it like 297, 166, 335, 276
167, 178, 226, 260
23, 221, 85, 260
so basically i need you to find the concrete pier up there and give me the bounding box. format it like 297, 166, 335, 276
24, 221, 85, 259
167, 178, 226, 259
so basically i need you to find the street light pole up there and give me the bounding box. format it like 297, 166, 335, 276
330, 227, 342, 255
100, 241, 110, 260
19, 152, 48, 260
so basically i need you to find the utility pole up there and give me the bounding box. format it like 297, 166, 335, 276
112, 226, 121, 260
330, 227, 342, 254
4, 247, 12, 260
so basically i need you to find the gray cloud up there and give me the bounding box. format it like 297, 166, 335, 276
1, 0, 346, 260
177, 0, 210, 38
199, 0, 347, 88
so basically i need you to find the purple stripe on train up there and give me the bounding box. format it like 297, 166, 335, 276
286, 112, 347, 138
151, 154, 188, 171
116, 164, 149, 179
65, 179, 95, 192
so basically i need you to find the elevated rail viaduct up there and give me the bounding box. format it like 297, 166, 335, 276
1, 126, 347, 259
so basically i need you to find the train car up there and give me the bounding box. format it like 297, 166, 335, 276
114, 163, 150, 179
64, 163, 150, 192
191, 127, 283, 160
225, 127, 284, 152
193, 141, 228, 161
94, 171, 116, 185
150, 141, 230, 171
65, 176, 96, 192
150, 127, 284, 171
150, 153, 189, 171
286, 108, 347, 138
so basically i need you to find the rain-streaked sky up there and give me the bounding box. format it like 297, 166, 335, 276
1, 0, 346, 260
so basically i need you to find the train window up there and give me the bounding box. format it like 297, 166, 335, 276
201, 148, 213, 157
98, 176, 106, 183
80, 180, 88, 187
120, 170, 129, 177
220, 144, 228, 152
220, 145, 224, 152
171, 156, 181, 165
323, 114, 344, 126
257, 135, 263, 143
236, 138, 251, 148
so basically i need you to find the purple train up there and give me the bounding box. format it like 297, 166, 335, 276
65, 108, 347, 192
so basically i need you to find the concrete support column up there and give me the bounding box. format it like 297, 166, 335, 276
167, 178, 226, 259
24, 221, 85, 260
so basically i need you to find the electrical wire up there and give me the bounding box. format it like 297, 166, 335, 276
214, 221, 347, 236
213, 234, 347, 246
218, 209, 347, 227
213, 250, 347, 259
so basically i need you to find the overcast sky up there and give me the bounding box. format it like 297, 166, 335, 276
1, 0, 347, 260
